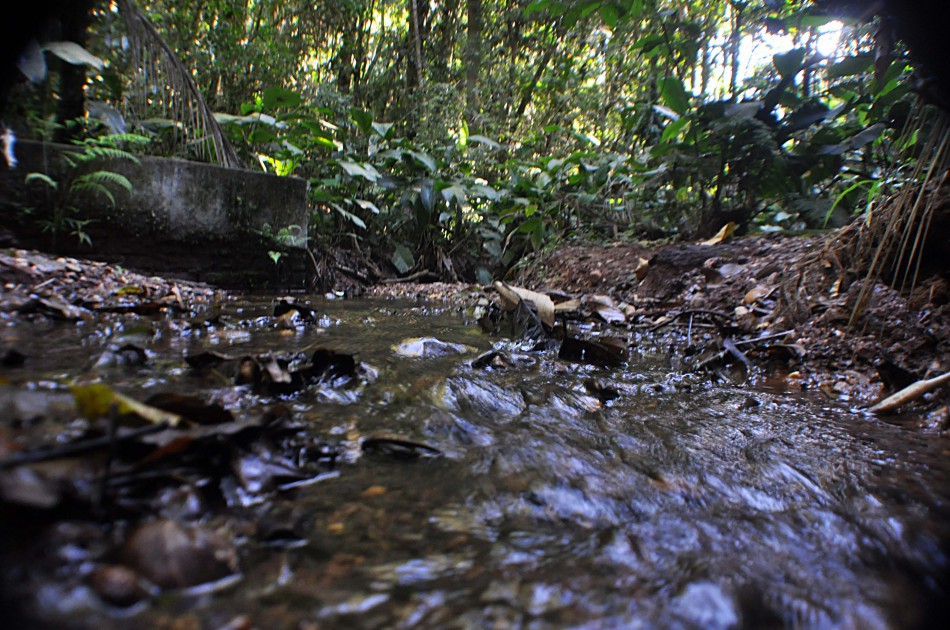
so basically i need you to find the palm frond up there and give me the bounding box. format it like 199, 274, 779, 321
849, 104, 950, 326
116, 0, 243, 169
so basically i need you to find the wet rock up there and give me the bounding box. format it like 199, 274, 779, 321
89, 564, 148, 607
393, 337, 473, 358
435, 377, 526, 419
671, 582, 739, 629
120, 519, 239, 589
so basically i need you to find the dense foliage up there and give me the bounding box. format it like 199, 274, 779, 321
5, 0, 935, 283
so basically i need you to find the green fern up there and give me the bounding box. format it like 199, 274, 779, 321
24, 130, 146, 249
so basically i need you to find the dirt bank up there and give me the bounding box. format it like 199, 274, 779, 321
371, 232, 950, 428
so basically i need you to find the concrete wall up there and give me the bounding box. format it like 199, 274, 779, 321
0, 140, 311, 289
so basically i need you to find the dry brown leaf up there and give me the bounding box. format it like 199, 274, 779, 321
744, 285, 771, 305
492, 281, 555, 327
634, 257, 650, 281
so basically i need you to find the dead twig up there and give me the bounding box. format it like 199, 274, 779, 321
867, 371, 950, 414
647, 309, 734, 332
380, 269, 439, 284
0, 421, 171, 470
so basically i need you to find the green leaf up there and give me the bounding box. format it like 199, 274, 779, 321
371, 121, 395, 139
660, 117, 689, 143
816, 123, 885, 155
525, 0, 550, 15
85, 170, 133, 193
337, 160, 382, 182
391, 244, 415, 274
659, 77, 690, 115
579, 2, 601, 20
349, 108, 374, 134
517, 216, 543, 234
826, 54, 873, 80
329, 202, 367, 229
471, 184, 501, 200
773, 48, 806, 79
261, 87, 302, 110
354, 199, 381, 214
600, 3, 620, 27
406, 150, 437, 172
468, 134, 502, 150
632, 34, 664, 53
440, 184, 467, 205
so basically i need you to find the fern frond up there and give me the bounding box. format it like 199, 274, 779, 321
72, 181, 117, 207
78, 170, 134, 192
82, 146, 142, 164
25, 172, 58, 189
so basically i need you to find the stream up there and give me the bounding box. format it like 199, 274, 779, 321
2, 294, 950, 628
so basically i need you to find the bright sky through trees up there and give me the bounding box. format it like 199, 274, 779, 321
740, 20, 844, 81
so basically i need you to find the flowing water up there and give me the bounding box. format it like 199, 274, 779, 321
2, 295, 950, 628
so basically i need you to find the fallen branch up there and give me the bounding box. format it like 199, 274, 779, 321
868, 371, 950, 414
647, 309, 734, 332
380, 269, 439, 284
731, 330, 794, 347
0, 421, 171, 470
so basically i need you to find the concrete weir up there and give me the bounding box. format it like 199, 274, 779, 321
0, 140, 311, 289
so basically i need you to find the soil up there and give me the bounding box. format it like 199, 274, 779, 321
4, 226, 950, 428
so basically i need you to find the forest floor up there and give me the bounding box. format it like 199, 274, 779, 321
369, 231, 950, 429
3, 229, 949, 428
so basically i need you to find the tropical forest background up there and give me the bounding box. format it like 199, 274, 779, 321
2, 0, 942, 285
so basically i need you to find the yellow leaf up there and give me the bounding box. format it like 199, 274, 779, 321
700, 222, 736, 245
634, 256, 650, 281
70, 382, 182, 427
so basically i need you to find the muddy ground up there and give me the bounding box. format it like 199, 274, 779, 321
3, 228, 949, 428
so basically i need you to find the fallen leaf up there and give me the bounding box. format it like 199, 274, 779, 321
634, 257, 650, 281
70, 382, 183, 427
743, 285, 771, 305
492, 281, 555, 327
700, 222, 736, 246
144, 392, 234, 425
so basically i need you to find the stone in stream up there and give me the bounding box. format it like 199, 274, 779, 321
393, 337, 474, 358
120, 519, 239, 589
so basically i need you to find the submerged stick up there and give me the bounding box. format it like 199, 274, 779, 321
0, 422, 171, 470
867, 371, 950, 414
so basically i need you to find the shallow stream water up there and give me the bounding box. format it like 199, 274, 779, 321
3, 295, 950, 628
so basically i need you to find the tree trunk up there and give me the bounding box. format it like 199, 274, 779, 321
465, 0, 483, 125
407, 0, 425, 90
728, 1, 745, 101
511, 25, 556, 134
54, 0, 96, 142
